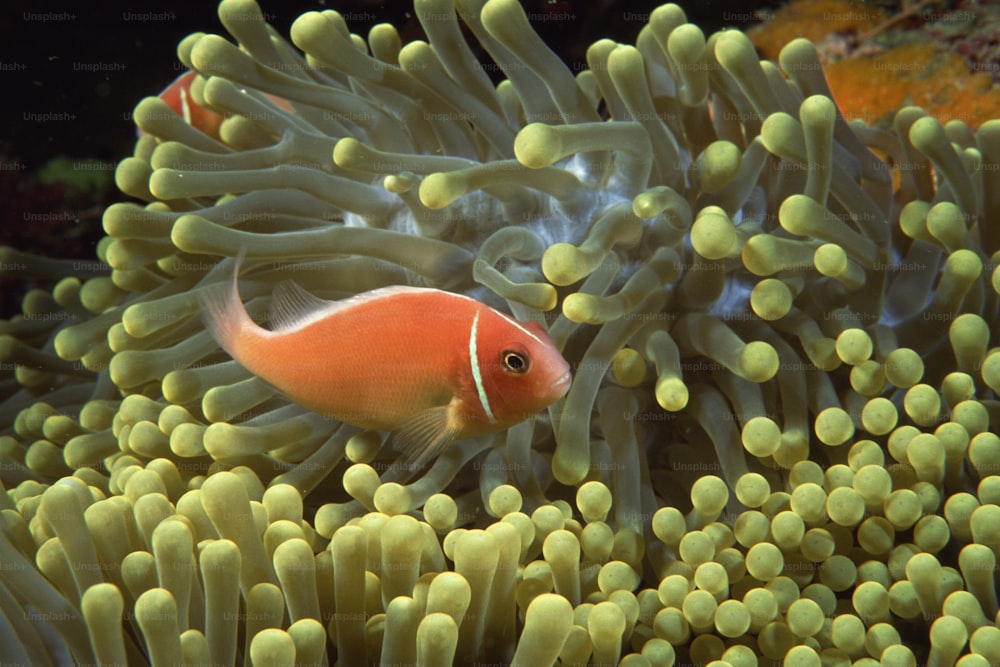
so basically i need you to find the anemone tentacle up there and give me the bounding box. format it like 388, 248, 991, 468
2, 1, 999, 664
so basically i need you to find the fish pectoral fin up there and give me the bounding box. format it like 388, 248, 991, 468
391, 406, 458, 472
268, 279, 331, 331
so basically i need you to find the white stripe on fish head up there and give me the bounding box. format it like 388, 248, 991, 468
468, 309, 498, 424
179, 86, 193, 126
494, 310, 545, 345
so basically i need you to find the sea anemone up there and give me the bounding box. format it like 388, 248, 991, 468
2, 0, 999, 664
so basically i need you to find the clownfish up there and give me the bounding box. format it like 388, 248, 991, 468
201, 257, 572, 469
151, 70, 225, 139
150, 70, 295, 140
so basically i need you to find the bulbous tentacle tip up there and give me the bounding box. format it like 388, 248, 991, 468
4, 1, 1000, 664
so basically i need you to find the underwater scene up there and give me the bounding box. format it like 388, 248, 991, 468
2, 0, 1000, 664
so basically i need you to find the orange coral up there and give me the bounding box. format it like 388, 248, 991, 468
825, 43, 1000, 128
749, 0, 1000, 128
748, 0, 886, 61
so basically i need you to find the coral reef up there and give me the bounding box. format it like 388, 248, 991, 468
0, 154, 113, 319
1, 0, 999, 664
749, 0, 1000, 128
749, 0, 886, 60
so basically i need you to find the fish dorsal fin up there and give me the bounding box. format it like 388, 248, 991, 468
268, 280, 333, 332
269, 282, 444, 333
391, 405, 458, 472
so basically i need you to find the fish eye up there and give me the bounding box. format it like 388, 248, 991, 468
501, 350, 529, 374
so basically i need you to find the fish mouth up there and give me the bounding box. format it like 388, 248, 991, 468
552, 370, 572, 396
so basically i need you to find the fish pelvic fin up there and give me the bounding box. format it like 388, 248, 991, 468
392, 405, 459, 472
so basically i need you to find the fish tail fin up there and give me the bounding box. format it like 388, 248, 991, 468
200, 250, 257, 359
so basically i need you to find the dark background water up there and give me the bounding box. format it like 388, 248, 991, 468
1, 0, 779, 167
0, 0, 778, 317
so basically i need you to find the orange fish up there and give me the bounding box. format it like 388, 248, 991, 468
150, 70, 295, 140
202, 258, 572, 469
151, 70, 225, 139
